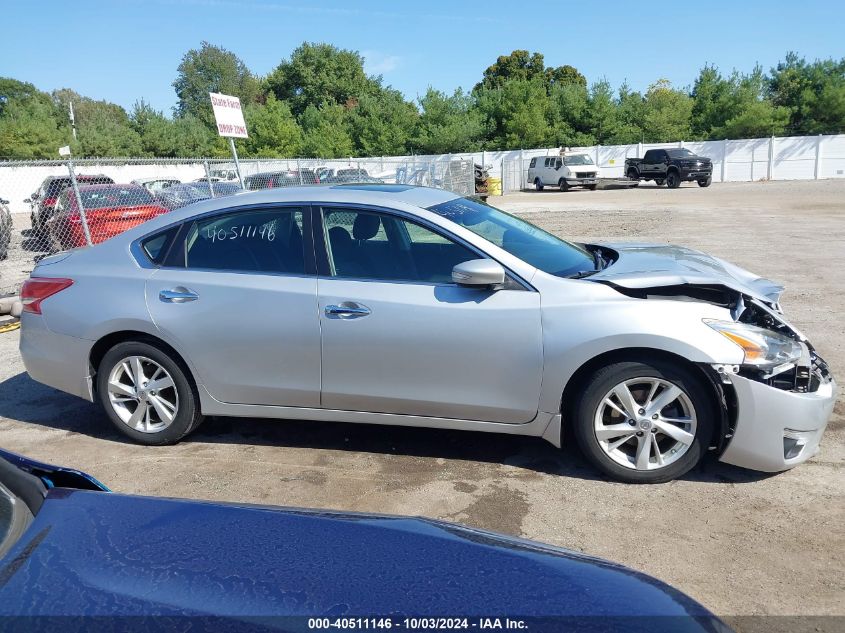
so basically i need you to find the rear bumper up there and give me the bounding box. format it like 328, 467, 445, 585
719, 372, 836, 472
19, 313, 94, 402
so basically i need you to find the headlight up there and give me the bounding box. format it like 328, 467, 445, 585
704, 320, 803, 368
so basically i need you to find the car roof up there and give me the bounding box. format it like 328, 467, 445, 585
75, 183, 145, 192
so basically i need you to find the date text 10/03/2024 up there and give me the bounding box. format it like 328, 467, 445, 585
308, 618, 528, 630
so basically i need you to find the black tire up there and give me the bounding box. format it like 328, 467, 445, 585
698, 176, 712, 187
571, 359, 715, 483
97, 340, 204, 445
626, 168, 639, 181
558, 178, 569, 192
588, 184, 598, 191
655, 179, 665, 186
534, 178, 544, 191
666, 171, 681, 188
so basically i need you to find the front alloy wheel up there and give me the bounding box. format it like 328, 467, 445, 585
594, 377, 697, 471
573, 360, 714, 483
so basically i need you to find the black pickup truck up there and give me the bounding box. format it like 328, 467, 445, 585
625, 148, 712, 188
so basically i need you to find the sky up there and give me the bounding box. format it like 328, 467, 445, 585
2, 0, 843, 114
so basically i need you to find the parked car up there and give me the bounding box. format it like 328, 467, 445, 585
316, 167, 336, 181
155, 182, 242, 211
45, 184, 169, 250
528, 153, 599, 191
26, 174, 114, 235
243, 169, 319, 189
131, 177, 181, 195
0, 197, 12, 261
0, 448, 727, 629
19, 185, 835, 483
625, 149, 713, 188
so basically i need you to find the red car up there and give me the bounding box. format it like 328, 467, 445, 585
47, 184, 170, 249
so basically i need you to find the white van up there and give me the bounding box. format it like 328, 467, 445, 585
527, 153, 599, 191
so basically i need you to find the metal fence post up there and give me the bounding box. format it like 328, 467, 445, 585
66, 158, 92, 246
721, 139, 728, 182
297, 158, 303, 185
814, 134, 823, 179
203, 160, 215, 197
767, 136, 775, 181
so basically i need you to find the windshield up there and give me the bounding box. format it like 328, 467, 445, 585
666, 148, 696, 158
427, 197, 595, 278
563, 154, 594, 166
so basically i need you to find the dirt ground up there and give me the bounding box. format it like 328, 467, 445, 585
0, 179, 843, 618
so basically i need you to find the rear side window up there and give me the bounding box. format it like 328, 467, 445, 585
184, 208, 306, 274
141, 226, 179, 264
529, 158, 536, 167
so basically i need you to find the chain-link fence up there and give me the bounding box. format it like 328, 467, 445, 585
0, 156, 475, 297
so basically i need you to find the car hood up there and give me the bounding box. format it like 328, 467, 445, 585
0, 487, 722, 626
589, 242, 784, 303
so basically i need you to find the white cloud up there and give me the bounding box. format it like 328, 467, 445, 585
363, 51, 402, 75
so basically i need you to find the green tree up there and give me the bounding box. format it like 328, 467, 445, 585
241, 94, 302, 158
347, 88, 417, 155
0, 78, 69, 158
548, 82, 592, 146
476, 78, 550, 149
476, 50, 585, 93
587, 79, 619, 144
173, 42, 260, 126
414, 88, 486, 154
769, 53, 845, 134
607, 83, 644, 144
300, 102, 355, 158
266, 43, 377, 117
641, 79, 692, 142
716, 100, 790, 138
54, 89, 141, 156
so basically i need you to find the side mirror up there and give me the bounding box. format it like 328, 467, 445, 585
452, 259, 505, 288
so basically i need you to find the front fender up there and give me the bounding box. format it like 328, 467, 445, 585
537, 287, 743, 413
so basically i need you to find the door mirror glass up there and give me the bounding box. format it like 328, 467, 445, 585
452, 259, 505, 287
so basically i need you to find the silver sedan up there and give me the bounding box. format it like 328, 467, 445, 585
18, 184, 836, 483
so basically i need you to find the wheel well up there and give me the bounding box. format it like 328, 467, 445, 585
89, 331, 198, 396
667, 166, 680, 174
559, 347, 732, 450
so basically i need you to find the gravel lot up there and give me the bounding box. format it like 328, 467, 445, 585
0, 179, 843, 618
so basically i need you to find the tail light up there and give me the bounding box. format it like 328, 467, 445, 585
20, 278, 74, 314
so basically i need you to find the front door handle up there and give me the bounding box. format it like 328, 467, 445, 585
159, 287, 199, 303
324, 302, 371, 319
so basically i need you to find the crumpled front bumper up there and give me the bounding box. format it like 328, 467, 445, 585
719, 369, 836, 472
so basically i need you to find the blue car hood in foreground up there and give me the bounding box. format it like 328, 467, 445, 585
590, 242, 784, 304
0, 452, 727, 632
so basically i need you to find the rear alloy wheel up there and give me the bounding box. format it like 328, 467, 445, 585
666, 171, 681, 188
573, 360, 714, 483
97, 341, 203, 445
698, 176, 712, 187
559, 178, 569, 192
534, 178, 544, 191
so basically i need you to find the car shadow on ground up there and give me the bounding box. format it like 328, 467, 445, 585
0, 371, 774, 485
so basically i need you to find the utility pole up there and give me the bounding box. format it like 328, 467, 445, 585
68, 101, 77, 141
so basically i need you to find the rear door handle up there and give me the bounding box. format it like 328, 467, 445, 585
324, 302, 371, 319
159, 287, 199, 303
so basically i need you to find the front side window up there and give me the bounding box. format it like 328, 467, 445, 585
427, 197, 594, 278
183, 207, 305, 274
322, 208, 477, 283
